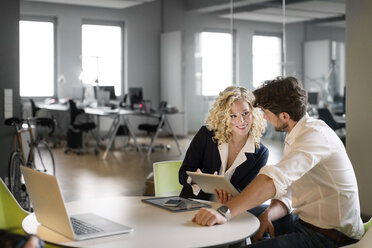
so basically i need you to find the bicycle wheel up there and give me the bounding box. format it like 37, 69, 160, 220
8, 151, 31, 211
33, 140, 56, 176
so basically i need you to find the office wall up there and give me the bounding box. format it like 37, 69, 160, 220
20, 0, 162, 106
162, 2, 347, 133
181, 18, 344, 131
18, 0, 347, 136
0, 0, 20, 178
163, 3, 304, 132
304, 23, 345, 42
346, 0, 372, 216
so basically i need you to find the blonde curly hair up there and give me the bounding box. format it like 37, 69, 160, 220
205, 86, 266, 148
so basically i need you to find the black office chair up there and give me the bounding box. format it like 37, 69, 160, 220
65, 99, 99, 155
317, 107, 346, 144
138, 101, 170, 153
30, 99, 56, 145
119, 94, 129, 108
317, 108, 345, 130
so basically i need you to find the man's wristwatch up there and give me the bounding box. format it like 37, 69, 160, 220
217, 205, 231, 221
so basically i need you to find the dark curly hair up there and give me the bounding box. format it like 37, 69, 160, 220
253, 76, 307, 121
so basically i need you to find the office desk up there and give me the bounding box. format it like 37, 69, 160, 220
38, 103, 182, 159
36, 103, 70, 140
334, 115, 346, 124
22, 196, 260, 248
38, 103, 69, 112
129, 110, 183, 156
85, 107, 183, 159
84, 107, 144, 159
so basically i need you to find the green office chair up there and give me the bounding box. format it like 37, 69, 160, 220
0, 178, 29, 235
364, 218, 372, 234
0, 178, 62, 248
153, 160, 183, 197
341, 217, 372, 248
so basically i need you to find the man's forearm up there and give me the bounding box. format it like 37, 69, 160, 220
265, 199, 289, 222
225, 174, 276, 218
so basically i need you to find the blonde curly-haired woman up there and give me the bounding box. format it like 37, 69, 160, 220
179, 86, 268, 203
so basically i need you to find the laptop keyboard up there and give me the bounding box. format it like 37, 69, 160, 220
70, 217, 103, 235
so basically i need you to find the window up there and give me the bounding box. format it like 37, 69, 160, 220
252, 35, 282, 88
198, 32, 233, 96
19, 20, 55, 97
81, 23, 122, 96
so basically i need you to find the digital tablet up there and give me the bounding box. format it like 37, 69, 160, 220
142, 196, 211, 212
186, 171, 239, 196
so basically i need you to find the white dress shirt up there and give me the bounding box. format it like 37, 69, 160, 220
259, 114, 364, 239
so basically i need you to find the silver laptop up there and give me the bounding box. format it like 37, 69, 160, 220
20, 166, 133, 241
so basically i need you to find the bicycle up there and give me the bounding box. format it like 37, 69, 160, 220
5, 117, 56, 210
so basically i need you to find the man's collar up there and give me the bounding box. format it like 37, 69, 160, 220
285, 113, 309, 146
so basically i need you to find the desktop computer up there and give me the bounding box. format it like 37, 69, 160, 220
94, 86, 116, 100
129, 87, 143, 110
307, 91, 320, 106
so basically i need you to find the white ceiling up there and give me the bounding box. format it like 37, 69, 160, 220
24, 0, 345, 27
24, 0, 156, 9
221, 0, 345, 25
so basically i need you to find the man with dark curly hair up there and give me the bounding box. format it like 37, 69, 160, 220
192, 77, 363, 248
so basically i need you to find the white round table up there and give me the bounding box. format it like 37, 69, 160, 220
22, 196, 259, 248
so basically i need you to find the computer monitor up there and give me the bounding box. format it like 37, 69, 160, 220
129, 87, 143, 109
307, 92, 319, 106
94, 86, 116, 100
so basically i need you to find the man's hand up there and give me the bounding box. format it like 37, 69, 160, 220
252, 199, 288, 242
214, 189, 232, 204
253, 211, 275, 242
192, 208, 227, 226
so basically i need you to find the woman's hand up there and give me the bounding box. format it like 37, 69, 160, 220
196, 169, 218, 175
214, 189, 232, 204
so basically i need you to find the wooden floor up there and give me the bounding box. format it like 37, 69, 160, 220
53, 135, 284, 203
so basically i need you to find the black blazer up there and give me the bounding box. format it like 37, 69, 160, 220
179, 126, 269, 200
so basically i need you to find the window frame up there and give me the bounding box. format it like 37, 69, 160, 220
196, 29, 236, 98
19, 15, 57, 101
81, 19, 125, 98
252, 32, 283, 89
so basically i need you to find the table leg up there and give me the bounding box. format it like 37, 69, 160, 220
164, 116, 183, 156
102, 115, 121, 160
146, 114, 166, 156
123, 116, 144, 156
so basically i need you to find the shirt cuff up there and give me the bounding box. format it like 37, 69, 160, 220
259, 166, 288, 199
187, 175, 201, 195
